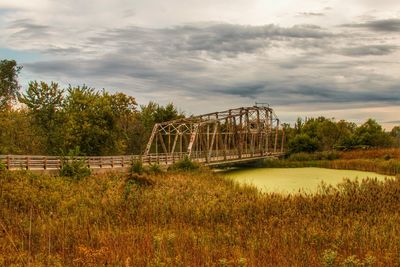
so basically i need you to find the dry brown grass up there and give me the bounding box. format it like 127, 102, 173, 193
338, 148, 400, 160
1, 169, 400, 266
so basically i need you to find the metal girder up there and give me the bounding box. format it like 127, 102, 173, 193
143, 106, 285, 163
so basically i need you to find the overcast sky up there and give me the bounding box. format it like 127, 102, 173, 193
0, 0, 399, 127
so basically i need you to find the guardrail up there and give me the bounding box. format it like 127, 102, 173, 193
0, 154, 186, 171
0, 150, 284, 171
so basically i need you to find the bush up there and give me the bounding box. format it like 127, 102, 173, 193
0, 160, 6, 171
288, 134, 318, 154
168, 156, 200, 171
130, 159, 144, 175
148, 163, 163, 175
59, 148, 91, 180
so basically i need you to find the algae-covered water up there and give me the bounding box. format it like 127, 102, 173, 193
224, 167, 394, 194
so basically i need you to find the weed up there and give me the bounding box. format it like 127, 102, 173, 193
130, 159, 144, 175
148, 163, 163, 175
59, 148, 91, 179
322, 249, 337, 267
168, 156, 200, 171
0, 161, 6, 171
2, 167, 400, 265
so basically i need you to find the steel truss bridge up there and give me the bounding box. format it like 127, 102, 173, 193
0, 106, 285, 171
144, 105, 285, 166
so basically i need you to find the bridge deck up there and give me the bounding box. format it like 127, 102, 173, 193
0, 151, 284, 171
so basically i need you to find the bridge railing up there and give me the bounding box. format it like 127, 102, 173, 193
0, 155, 143, 170
0, 150, 284, 171
190, 149, 284, 163
0, 153, 189, 171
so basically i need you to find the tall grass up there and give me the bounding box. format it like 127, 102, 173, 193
1, 170, 400, 265
262, 149, 400, 176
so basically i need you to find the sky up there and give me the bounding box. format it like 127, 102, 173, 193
0, 0, 400, 128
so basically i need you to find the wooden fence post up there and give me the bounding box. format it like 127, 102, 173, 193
44, 156, 47, 170
26, 156, 30, 170
6, 155, 10, 170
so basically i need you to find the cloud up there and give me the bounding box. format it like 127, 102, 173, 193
8, 18, 51, 38
297, 12, 325, 17
342, 19, 400, 32
339, 45, 398, 56
16, 20, 399, 110
83, 23, 332, 60
1, 9, 398, 117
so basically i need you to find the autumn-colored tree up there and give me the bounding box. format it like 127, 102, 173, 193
0, 59, 22, 110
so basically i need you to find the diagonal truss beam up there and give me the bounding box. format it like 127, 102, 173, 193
143, 106, 285, 162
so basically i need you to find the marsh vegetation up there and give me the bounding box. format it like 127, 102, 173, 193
1, 166, 400, 266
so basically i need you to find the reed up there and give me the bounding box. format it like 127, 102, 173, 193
1, 170, 400, 266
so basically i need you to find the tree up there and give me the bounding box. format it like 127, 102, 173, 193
0, 59, 22, 110
353, 119, 391, 148
133, 102, 184, 153
62, 86, 138, 155
390, 126, 400, 147
0, 109, 43, 154
19, 81, 64, 154
334, 120, 357, 150
288, 133, 318, 153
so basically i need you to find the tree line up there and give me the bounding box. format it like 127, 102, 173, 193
284, 117, 400, 153
0, 59, 183, 155
1, 59, 399, 156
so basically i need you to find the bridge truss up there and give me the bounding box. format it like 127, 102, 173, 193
144, 106, 285, 164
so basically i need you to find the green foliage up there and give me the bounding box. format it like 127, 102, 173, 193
130, 159, 144, 175
59, 148, 91, 179
353, 119, 392, 148
288, 133, 318, 153
135, 102, 184, 154
321, 249, 337, 267
0, 59, 22, 110
19, 81, 64, 113
61, 85, 138, 155
390, 126, 400, 147
0, 109, 43, 154
0, 160, 5, 171
168, 156, 200, 171
127, 160, 155, 187
342, 255, 361, 267
286, 117, 391, 152
148, 163, 163, 175
19, 81, 64, 154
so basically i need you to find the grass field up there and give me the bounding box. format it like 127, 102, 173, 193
1, 167, 400, 266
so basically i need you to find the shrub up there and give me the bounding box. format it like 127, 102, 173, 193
130, 159, 144, 175
322, 249, 337, 267
0, 161, 5, 171
288, 134, 318, 153
59, 148, 91, 180
168, 156, 200, 171
148, 163, 163, 175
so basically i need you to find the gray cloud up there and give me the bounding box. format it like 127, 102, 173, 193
339, 45, 398, 56
85, 23, 332, 59
214, 83, 267, 98
7, 19, 400, 115
8, 18, 50, 32
342, 19, 400, 32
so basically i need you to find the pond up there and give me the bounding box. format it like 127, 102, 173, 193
224, 167, 394, 194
